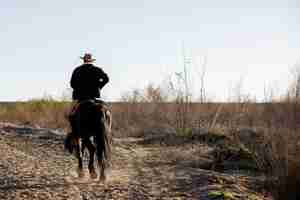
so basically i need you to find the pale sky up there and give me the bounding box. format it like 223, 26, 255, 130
1, 0, 300, 101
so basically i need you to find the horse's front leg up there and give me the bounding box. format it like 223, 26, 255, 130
84, 138, 97, 179
75, 141, 84, 178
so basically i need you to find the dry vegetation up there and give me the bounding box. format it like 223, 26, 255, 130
1, 69, 300, 199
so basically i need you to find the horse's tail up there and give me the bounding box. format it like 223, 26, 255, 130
64, 132, 79, 154
95, 108, 112, 181
64, 134, 73, 154
65, 101, 81, 154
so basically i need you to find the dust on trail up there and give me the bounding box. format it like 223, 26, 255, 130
0, 123, 271, 200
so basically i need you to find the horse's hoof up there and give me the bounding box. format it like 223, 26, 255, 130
89, 166, 98, 179
99, 174, 106, 182
77, 168, 84, 178
90, 171, 98, 179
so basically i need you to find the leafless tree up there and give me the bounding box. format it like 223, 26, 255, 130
199, 56, 207, 103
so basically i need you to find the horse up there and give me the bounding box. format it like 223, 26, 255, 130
64, 100, 112, 181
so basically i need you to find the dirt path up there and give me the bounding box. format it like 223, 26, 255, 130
0, 123, 271, 200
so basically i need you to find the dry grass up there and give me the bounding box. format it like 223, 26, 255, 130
1, 96, 300, 199
246, 127, 300, 200
0, 99, 70, 130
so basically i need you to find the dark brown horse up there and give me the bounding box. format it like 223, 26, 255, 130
64, 100, 112, 181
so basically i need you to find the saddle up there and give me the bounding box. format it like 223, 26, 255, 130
69, 99, 109, 118
69, 99, 110, 113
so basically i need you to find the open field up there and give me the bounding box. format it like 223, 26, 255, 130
1, 101, 300, 199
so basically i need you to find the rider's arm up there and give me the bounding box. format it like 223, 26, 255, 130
100, 71, 109, 88
96, 68, 109, 89
70, 68, 80, 89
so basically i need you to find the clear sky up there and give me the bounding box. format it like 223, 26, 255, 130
1, 0, 300, 101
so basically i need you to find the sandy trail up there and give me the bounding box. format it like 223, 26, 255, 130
0, 123, 270, 200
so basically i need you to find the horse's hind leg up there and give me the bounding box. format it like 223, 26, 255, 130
75, 142, 84, 178
84, 138, 97, 179
95, 133, 106, 182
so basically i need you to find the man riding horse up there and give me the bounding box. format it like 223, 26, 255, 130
65, 53, 111, 180
68, 53, 109, 141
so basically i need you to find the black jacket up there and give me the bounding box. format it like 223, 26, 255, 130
70, 64, 109, 100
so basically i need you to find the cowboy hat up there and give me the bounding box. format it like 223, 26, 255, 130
80, 53, 96, 63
